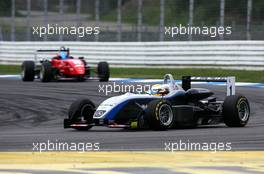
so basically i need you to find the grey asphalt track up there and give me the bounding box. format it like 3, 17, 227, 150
0, 78, 263, 151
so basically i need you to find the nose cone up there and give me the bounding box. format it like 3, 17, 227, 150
66, 59, 85, 75
93, 101, 116, 119
93, 93, 135, 120
75, 66, 85, 74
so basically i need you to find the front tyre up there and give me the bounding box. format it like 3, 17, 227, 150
68, 98, 95, 131
21, 61, 35, 81
145, 100, 174, 130
223, 95, 250, 127
97, 61, 110, 82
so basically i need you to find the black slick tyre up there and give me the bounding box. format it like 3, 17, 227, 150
223, 95, 250, 127
21, 61, 35, 81
40, 62, 53, 82
97, 61, 110, 82
68, 98, 95, 131
145, 100, 174, 130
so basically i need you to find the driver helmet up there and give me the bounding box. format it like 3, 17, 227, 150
59, 47, 68, 60
147, 84, 170, 96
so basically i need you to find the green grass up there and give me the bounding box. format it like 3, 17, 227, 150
0, 65, 21, 75
111, 68, 264, 83
0, 65, 263, 83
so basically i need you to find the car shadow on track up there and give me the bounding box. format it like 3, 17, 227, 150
64, 125, 228, 133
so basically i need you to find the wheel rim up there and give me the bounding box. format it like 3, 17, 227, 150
159, 104, 173, 126
238, 101, 249, 122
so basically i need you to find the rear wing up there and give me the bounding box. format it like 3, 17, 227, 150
35, 49, 70, 53
182, 76, 235, 96
34, 48, 70, 61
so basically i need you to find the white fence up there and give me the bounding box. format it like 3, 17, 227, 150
0, 41, 263, 70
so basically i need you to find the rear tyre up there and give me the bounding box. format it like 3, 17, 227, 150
223, 95, 250, 127
40, 62, 53, 82
68, 98, 95, 131
97, 61, 109, 82
21, 61, 35, 81
145, 100, 174, 130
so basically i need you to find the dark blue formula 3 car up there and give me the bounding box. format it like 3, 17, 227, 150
64, 74, 250, 131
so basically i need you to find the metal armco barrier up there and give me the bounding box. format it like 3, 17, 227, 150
0, 41, 263, 70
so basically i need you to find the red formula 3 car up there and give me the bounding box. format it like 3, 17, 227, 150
21, 47, 109, 82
